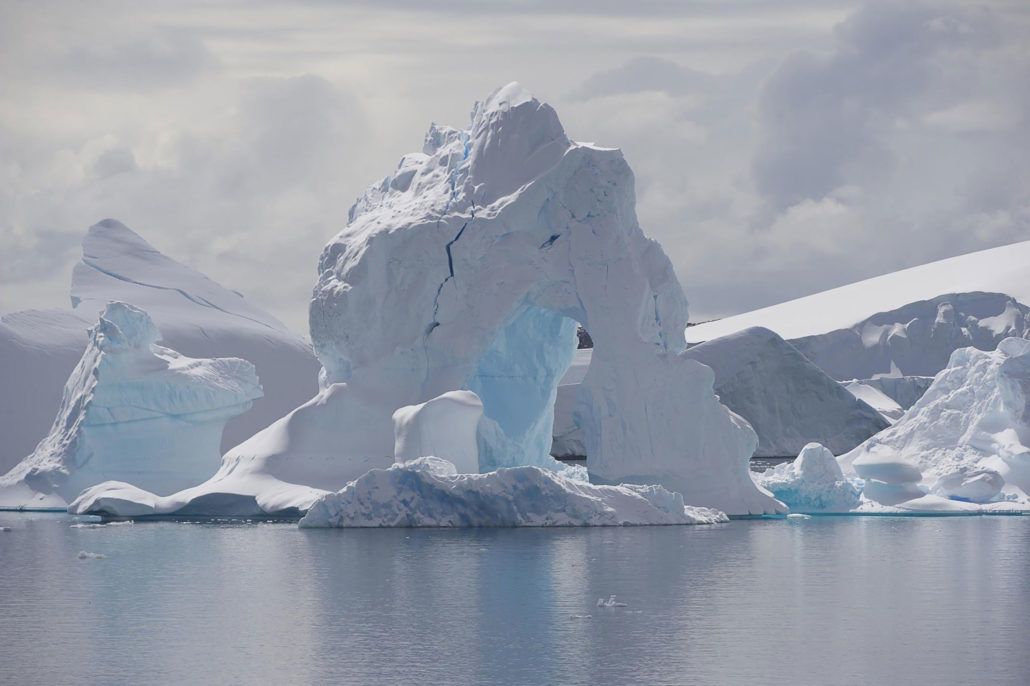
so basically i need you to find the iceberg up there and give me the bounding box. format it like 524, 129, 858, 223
73, 83, 782, 518
839, 337, 1030, 511
553, 328, 889, 459
0, 220, 320, 476
680, 327, 889, 456
0, 302, 262, 510
754, 443, 861, 513
298, 457, 728, 527
844, 376, 934, 423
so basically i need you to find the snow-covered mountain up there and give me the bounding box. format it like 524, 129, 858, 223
0, 220, 320, 475
687, 240, 1030, 343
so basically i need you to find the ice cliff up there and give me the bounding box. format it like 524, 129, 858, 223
77, 83, 781, 518
0, 303, 261, 509
0, 220, 320, 476
839, 338, 1030, 511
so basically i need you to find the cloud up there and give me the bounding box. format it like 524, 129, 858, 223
575, 56, 715, 99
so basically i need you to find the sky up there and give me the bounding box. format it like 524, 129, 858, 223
1, 0, 1028, 335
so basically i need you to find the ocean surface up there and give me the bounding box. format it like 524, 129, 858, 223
1, 513, 1028, 685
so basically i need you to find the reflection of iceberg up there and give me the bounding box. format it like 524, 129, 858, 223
0, 302, 262, 510
72, 82, 782, 519
299, 457, 728, 528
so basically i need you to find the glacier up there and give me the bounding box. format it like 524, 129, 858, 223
837, 337, 1030, 512
72, 83, 782, 518
0, 220, 320, 476
553, 327, 888, 459
298, 457, 728, 528
0, 303, 262, 510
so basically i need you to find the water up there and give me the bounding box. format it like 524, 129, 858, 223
2, 513, 1028, 685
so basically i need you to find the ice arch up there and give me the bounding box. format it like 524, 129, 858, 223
305, 83, 780, 514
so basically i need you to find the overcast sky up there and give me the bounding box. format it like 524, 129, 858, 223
2, 0, 1028, 334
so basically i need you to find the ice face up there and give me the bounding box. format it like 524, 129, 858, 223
0, 303, 262, 509
0, 220, 320, 476
839, 337, 1030, 509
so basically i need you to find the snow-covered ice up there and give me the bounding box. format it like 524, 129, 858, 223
393, 390, 483, 474
0, 220, 320, 476
0, 302, 262, 510
298, 457, 729, 528
840, 337, 1030, 512
95, 82, 780, 518
755, 443, 861, 513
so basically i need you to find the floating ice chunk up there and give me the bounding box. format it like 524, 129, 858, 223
754, 443, 861, 513
77, 551, 106, 560
596, 595, 627, 608
0, 526, 11, 532
299, 457, 729, 528
786, 513, 811, 519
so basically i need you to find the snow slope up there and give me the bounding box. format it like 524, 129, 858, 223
840, 338, 1030, 510
298, 457, 728, 527
0, 303, 261, 510
687, 240, 1030, 342
0, 220, 320, 474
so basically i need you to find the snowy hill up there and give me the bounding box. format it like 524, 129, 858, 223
0, 220, 320, 475
687, 240, 1030, 343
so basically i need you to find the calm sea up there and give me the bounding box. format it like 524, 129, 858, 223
1, 513, 1028, 685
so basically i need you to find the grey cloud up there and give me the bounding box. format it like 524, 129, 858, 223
47, 30, 217, 91
752, 2, 1005, 211
575, 57, 715, 100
